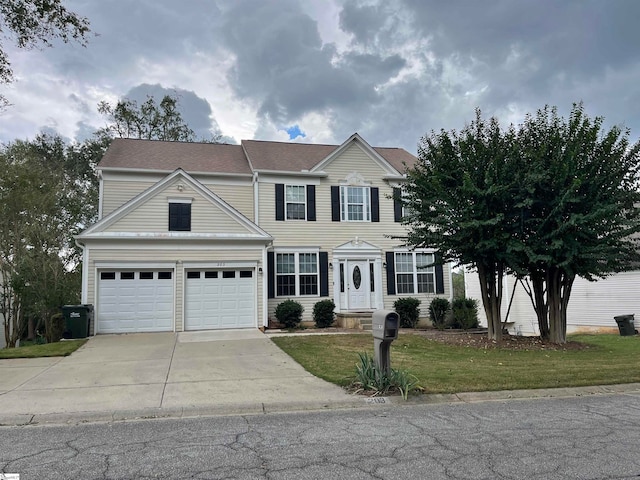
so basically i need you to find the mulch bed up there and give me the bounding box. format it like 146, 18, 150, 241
266, 325, 590, 351
409, 329, 591, 351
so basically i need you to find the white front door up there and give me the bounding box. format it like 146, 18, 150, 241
348, 261, 369, 310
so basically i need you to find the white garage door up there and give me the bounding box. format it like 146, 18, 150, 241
185, 269, 255, 330
98, 270, 174, 333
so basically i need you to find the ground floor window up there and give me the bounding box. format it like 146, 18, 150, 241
395, 251, 435, 294
276, 252, 318, 296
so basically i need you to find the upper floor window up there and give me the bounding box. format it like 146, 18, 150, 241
276, 252, 318, 296
286, 185, 306, 220
275, 184, 316, 221
395, 251, 435, 294
341, 186, 370, 222
331, 185, 379, 222
168, 200, 191, 231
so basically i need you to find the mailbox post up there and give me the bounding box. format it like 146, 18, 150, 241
372, 310, 399, 374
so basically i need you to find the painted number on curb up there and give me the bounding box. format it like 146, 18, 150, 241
365, 397, 389, 404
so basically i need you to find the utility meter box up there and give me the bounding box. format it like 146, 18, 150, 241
372, 310, 399, 341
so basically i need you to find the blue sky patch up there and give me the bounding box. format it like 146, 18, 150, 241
285, 125, 306, 140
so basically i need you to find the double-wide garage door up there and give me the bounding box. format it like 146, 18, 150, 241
184, 269, 255, 330
98, 270, 174, 333
97, 268, 256, 333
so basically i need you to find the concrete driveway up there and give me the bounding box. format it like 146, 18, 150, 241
0, 330, 359, 424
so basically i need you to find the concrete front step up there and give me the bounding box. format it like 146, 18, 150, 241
336, 312, 373, 331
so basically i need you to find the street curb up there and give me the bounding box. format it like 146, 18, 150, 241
1, 383, 639, 427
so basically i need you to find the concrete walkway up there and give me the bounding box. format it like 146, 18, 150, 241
1, 330, 639, 426
0, 330, 360, 425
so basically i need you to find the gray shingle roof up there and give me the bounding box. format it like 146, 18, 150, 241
98, 137, 417, 175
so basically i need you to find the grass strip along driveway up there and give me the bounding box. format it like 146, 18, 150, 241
0, 339, 87, 359
271, 333, 640, 394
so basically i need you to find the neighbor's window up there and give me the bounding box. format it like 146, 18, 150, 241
395, 251, 435, 294
285, 185, 306, 220
340, 186, 370, 221
276, 252, 318, 296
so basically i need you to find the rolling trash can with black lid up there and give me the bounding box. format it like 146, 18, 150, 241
613, 314, 636, 336
61, 305, 94, 339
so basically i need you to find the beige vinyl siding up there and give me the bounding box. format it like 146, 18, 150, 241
88, 247, 264, 332
104, 179, 254, 234
102, 180, 156, 217
102, 179, 254, 222
260, 142, 451, 322
201, 182, 254, 221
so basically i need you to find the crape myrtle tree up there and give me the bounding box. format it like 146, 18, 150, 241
403, 111, 520, 341
404, 104, 640, 344
513, 104, 640, 344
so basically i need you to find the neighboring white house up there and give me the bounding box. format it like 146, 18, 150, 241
76, 133, 452, 335
465, 270, 639, 335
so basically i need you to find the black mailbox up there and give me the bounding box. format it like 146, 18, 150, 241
372, 310, 399, 341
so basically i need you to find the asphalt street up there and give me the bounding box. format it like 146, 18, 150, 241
1, 393, 639, 479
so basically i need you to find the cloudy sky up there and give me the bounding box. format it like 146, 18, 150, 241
1, 0, 639, 153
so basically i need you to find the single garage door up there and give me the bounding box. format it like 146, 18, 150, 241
98, 270, 174, 333
185, 269, 255, 330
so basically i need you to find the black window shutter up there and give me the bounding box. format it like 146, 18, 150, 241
393, 187, 403, 222
319, 252, 329, 297
275, 184, 285, 221
371, 187, 379, 222
267, 252, 275, 299
331, 186, 340, 222
385, 251, 396, 295
169, 203, 191, 231
307, 185, 316, 221
435, 253, 445, 294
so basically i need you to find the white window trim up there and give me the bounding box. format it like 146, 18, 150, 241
394, 251, 436, 294
275, 250, 320, 297
285, 184, 306, 221
167, 197, 193, 204
340, 185, 371, 222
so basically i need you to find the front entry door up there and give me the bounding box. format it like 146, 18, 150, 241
348, 261, 369, 309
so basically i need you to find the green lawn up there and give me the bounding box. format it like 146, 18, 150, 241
271, 333, 640, 393
0, 339, 88, 359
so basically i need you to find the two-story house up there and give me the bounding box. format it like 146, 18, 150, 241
76, 133, 451, 334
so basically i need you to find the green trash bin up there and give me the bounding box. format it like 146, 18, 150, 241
61, 305, 94, 339
614, 314, 636, 336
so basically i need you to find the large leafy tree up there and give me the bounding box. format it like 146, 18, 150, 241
0, 0, 90, 107
97, 94, 222, 143
403, 111, 519, 341
513, 104, 640, 343
0, 135, 85, 346
405, 104, 640, 344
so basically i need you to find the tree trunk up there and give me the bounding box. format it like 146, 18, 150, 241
547, 267, 574, 344
476, 263, 503, 341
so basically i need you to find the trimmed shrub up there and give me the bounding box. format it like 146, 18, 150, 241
394, 297, 421, 328
313, 299, 336, 328
429, 297, 451, 330
274, 300, 304, 329
46, 313, 65, 343
449, 298, 479, 330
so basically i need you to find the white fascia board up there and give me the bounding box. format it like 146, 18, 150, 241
77, 232, 273, 241
253, 170, 327, 184
99, 167, 253, 181
310, 133, 400, 176
81, 240, 271, 250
